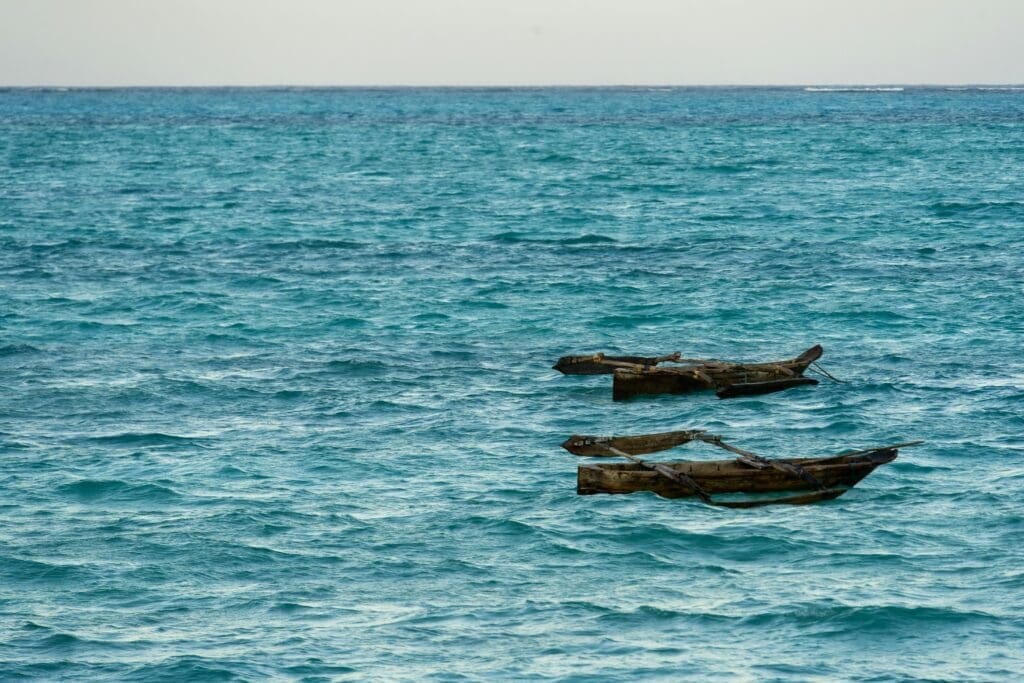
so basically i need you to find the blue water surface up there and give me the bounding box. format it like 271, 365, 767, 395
2, 86, 1023, 681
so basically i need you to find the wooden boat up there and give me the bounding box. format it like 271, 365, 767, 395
553, 352, 680, 375
612, 344, 823, 400
562, 429, 918, 507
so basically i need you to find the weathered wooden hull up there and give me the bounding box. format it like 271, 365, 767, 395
553, 354, 673, 375
577, 448, 896, 498
612, 345, 823, 400
613, 367, 713, 398
561, 430, 704, 457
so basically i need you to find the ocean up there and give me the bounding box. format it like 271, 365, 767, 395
1, 86, 1023, 680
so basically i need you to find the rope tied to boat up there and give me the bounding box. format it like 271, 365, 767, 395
808, 361, 847, 383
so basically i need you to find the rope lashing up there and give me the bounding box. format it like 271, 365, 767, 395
808, 361, 847, 383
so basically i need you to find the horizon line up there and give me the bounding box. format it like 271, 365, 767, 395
3, 82, 1024, 90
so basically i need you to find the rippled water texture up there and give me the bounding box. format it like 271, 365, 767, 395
2, 87, 1024, 680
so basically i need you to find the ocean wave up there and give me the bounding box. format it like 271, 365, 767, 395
930, 199, 1023, 217
560, 234, 619, 245
593, 314, 670, 328
280, 663, 360, 677
693, 162, 752, 173
78, 432, 203, 447
742, 603, 1005, 632
124, 656, 264, 682
1, 556, 90, 583
488, 231, 618, 245
412, 312, 451, 322
34, 631, 135, 652
323, 359, 389, 376
448, 515, 542, 536
263, 238, 364, 251
459, 299, 509, 309
428, 349, 475, 362
327, 316, 369, 328
57, 479, 182, 502
63, 319, 140, 331
25, 238, 86, 251
536, 152, 581, 163
0, 343, 41, 356
596, 604, 732, 626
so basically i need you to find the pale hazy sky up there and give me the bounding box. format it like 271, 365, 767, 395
1, 0, 1022, 86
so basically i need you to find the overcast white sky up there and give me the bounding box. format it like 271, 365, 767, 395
1, 0, 1022, 86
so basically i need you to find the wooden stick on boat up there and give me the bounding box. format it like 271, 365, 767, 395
694, 436, 924, 488
595, 442, 715, 504
695, 433, 826, 490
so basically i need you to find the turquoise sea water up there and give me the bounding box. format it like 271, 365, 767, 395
1, 87, 1023, 680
